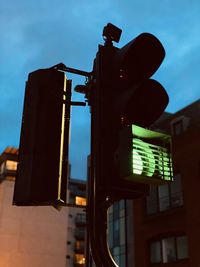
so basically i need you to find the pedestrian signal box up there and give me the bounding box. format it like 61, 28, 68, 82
118, 124, 173, 185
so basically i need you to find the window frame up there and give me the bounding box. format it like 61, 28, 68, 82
146, 173, 183, 215
149, 234, 189, 265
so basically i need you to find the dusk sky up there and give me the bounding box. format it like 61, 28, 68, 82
1, 0, 200, 179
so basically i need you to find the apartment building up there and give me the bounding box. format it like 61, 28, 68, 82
1, 99, 199, 267
0, 147, 68, 267
0, 148, 87, 267
66, 178, 87, 267
132, 99, 200, 267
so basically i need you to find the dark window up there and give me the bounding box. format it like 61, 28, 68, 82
146, 173, 183, 215
108, 200, 127, 267
75, 240, 85, 251
113, 219, 120, 246
176, 236, 189, 260
172, 120, 183, 136
150, 240, 161, 263
150, 235, 189, 264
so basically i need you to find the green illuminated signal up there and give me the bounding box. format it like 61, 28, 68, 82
132, 149, 143, 175
118, 125, 173, 185
132, 139, 155, 176
130, 125, 173, 184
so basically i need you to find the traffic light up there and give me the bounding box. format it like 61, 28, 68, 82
81, 23, 174, 267
88, 23, 173, 267
13, 68, 70, 206
91, 23, 172, 201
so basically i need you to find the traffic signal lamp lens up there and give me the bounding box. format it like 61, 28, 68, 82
132, 139, 155, 177
132, 148, 143, 175
119, 79, 169, 127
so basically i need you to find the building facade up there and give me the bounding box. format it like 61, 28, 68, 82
1, 99, 199, 267
0, 147, 68, 267
66, 178, 87, 267
132, 99, 200, 267
0, 148, 87, 267
86, 155, 135, 267
108, 200, 135, 267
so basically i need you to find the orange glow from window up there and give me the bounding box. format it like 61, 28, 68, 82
75, 254, 85, 264
6, 160, 17, 171
75, 196, 86, 206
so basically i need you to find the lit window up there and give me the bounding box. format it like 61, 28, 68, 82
150, 235, 189, 264
75, 196, 86, 206
74, 254, 85, 264
5, 160, 17, 171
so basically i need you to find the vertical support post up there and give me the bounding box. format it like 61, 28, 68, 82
88, 43, 119, 267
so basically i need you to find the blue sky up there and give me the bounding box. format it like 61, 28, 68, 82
0, 0, 200, 179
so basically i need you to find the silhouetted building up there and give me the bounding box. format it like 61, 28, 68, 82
133, 99, 200, 267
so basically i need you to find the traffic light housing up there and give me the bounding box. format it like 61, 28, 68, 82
83, 24, 174, 267
91, 25, 172, 202
111, 32, 169, 128
13, 68, 70, 206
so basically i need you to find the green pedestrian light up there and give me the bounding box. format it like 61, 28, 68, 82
118, 125, 173, 185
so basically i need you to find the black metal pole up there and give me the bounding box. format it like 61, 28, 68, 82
88, 43, 119, 267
